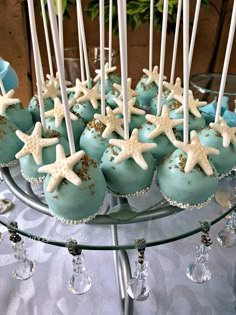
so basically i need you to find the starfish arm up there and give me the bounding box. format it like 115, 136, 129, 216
15, 130, 27, 142
171, 118, 183, 128
15, 146, 30, 160
93, 73, 100, 83
166, 91, 175, 101
38, 163, 55, 174
109, 138, 126, 147
132, 107, 146, 116
67, 150, 85, 165
184, 154, 198, 173
94, 113, 102, 121
113, 83, 122, 93
140, 143, 157, 152
163, 81, 172, 90
206, 147, 220, 156
77, 95, 87, 104
145, 114, 157, 124
0, 105, 7, 115
69, 112, 79, 121
7, 97, 20, 104
173, 94, 183, 103
142, 68, 150, 76
56, 144, 66, 160
44, 109, 55, 119
65, 171, 82, 187
173, 140, 187, 152
189, 106, 202, 118
198, 101, 207, 106
175, 105, 184, 114
54, 115, 64, 128
90, 98, 99, 110
198, 158, 214, 176
102, 126, 113, 138
113, 125, 125, 138
165, 129, 177, 142
40, 138, 59, 149
147, 128, 162, 139
46, 175, 64, 193
31, 148, 43, 165
114, 150, 131, 164
133, 152, 148, 170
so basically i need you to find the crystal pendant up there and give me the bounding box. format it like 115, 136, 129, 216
186, 244, 211, 283
12, 241, 36, 280
67, 254, 92, 295
217, 211, 236, 248
127, 260, 150, 301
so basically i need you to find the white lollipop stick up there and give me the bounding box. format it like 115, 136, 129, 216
183, 0, 189, 143
123, 0, 128, 76
157, 0, 169, 116
100, 0, 106, 116
27, 0, 46, 130
47, 0, 76, 154
108, 0, 113, 67
149, 0, 154, 71
76, 0, 91, 87
215, 0, 236, 123
58, 0, 64, 71
189, 0, 201, 75
36, 38, 44, 84
170, 0, 182, 84
0, 78, 6, 95
40, 0, 53, 77
77, 9, 85, 82
117, 0, 129, 140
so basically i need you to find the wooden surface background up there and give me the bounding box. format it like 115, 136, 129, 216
0, 0, 235, 106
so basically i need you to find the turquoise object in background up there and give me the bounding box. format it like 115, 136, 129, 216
0, 58, 19, 92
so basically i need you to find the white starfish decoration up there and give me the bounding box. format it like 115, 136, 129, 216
66, 78, 87, 99
15, 122, 59, 165
38, 144, 85, 193
173, 130, 220, 175
44, 97, 78, 128
210, 117, 236, 148
143, 65, 167, 86
145, 105, 183, 142
163, 77, 183, 101
94, 62, 117, 82
109, 128, 157, 170
174, 91, 207, 117
113, 78, 139, 100
113, 97, 145, 122
77, 83, 102, 109
94, 106, 124, 138
42, 80, 61, 100
0, 89, 20, 115
46, 72, 71, 87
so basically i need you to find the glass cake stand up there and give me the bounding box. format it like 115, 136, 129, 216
190, 73, 236, 112
0, 164, 236, 314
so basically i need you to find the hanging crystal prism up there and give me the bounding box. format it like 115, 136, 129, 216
186, 244, 211, 283
67, 239, 92, 295
186, 221, 213, 284
127, 239, 150, 301
9, 221, 36, 280
217, 211, 236, 247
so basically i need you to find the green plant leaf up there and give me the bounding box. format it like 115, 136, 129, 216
53, 0, 68, 16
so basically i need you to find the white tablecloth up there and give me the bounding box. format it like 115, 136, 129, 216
0, 178, 235, 315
